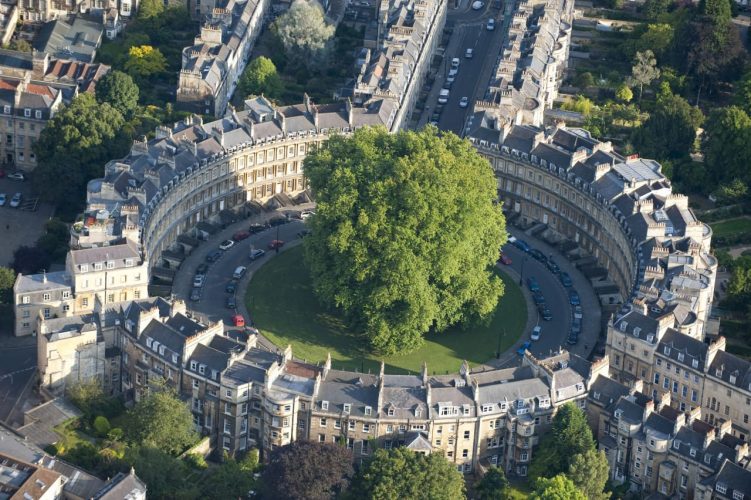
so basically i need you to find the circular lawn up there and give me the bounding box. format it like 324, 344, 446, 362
245, 245, 527, 375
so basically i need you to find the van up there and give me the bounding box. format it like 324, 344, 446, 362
438, 89, 450, 104
233, 266, 247, 279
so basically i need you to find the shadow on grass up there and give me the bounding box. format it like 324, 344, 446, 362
246, 246, 526, 374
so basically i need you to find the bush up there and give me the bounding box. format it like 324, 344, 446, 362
107, 428, 124, 441
93, 416, 111, 437
183, 453, 208, 470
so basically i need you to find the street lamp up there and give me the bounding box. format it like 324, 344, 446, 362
519, 256, 528, 286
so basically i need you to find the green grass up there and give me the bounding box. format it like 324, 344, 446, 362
245, 246, 526, 375
507, 481, 534, 499
711, 217, 751, 238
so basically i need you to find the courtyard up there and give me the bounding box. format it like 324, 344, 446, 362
245, 245, 526, 374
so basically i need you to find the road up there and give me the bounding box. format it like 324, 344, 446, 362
0, 341, 36, 425
173, 218, 308, 329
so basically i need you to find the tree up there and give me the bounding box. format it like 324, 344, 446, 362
4, 39, 32, 52
124, 388, 197, 455
736, 72, 751, 116
0, 267, 15, 304
633, 24, 674, 59
129, 447, 198, 499
615, 84, 633, 103
561, 95, 595, 116
200, 452, 258, 500
137, 0, 165, 19
273, 0, 335, 70
704, 106, 751, 187
96, 70, 140, 118
714, 179, 749, 204
125, 45, 167, 81
568, 449, 610, 500
239, 56, 283, 98
12, 245, 51, 275
628, 50, 660, 100
303, 127, 506, 354
353, 447, 465, 500
261, 441, 354, 500
529, 403, 595, 480
642, 0, 671, 19
33, 93, 128, 205
93, 416, 111, 437
530, 475, 587, 500
633, 90, 703, 160
575, 72, 595, 90
475, 466, 510, 500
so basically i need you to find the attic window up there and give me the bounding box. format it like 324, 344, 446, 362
172, 354, 178, 364
322, 401, 329, 410
364, 406, 372, 416
94, 263, 103, 271
664, 346, 671, 355
190, 361, 197, 370
673, 440, 680, 449
343, 403, 351, 414
716, 483, 727, 494
704, 454, 711, 464
733, 490, 744, 500
35, 110, 42, 119
80, 264, 88, 272
24, 108, 30, 117
198, 364, 205, 375
151, 341, 159, 352
730, 374, 737, 384
692, 359, 699, 368
647, 334, 655, 343
158, 345, 165, 356
414, 407, 422, 418
677, 353, 684, 362
633, 327, 641, 337
619, 321, 628, 332
125, 259, 134, 267
3, 105, 9, 114
387, 407, 395, 417
146, 338, 153, 348
107, 261, 115, 269
690, 448, 697, 457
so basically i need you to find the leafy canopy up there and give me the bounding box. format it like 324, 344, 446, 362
123, 388, 197, 455
633, 87, 703, 160
529, 403, 595, 480
703, 106, 751, 187
568, 449, 611, 500
261, 441, 354, 500
303, 126, 506, 354
352, 447, 466, 500
0, 267, 15, 304
96, 70, 140, 118
530, 475, 586, 500
125, 45, 167, 80
273, 0, 335, 69
475, 465, 510, 500
239, 56, 282, 99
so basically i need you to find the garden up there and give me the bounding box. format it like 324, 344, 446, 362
245, 245, 527, 374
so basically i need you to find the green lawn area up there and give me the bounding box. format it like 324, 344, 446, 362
245, 245, 527, 375
711, 217, 751, 238
52, 418, 93, 452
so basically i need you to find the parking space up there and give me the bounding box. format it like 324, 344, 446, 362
0, 177, 55, 267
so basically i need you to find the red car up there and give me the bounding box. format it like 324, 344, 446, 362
232, 231, 250, 241
268, 239, 285, 250
232, 314, 245, 327
498, 253, 512, 265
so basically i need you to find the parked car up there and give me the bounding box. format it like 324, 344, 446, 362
196, 263, 209, 275
438, 89, 450, 104
248, 223, 266, 234
301, 210, 314, 220
567, 335, 579, 345
512, 238, 531, 253
571, 317, 582, 335
0, 193, 6, 206
225, 280, 238, 293
529, 249, 546, 262
569, 290, 580, 306
233, 231, 250, 241
226, 296, 237, 309
532, 291, 545, 305
192, 275, 205, 288
517, 340, 532, 356
538, 305, 552, 321
459, 97, 469, 108
219, 240, 235, 250
268, 240, 285, 250
232, 314, 245, 327
442, 79, 453, 90
268, 217, 288, 227
472, 0, 484, 9
546, 259, 560, 274
190, 288, 202, 302
498, 253, 512, 265
487, 18, 495, 30
9, 193, 22, 208
531, 326, 542, 341
446, 69, 458, 83
451, 57, 460, 68
573, 305, 583, 320
559, 271, 572, 287
8, 172, 25, 181
206, 250, 223, 262
465, 48, 473, 58
526, 277, 540, 292
249, 248, 266, 260
233, 266, 247, 279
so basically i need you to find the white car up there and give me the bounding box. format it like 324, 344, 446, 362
459, 97, 469, 108
531, 326, 542, 341
9, 192, 21, 208
8, 172, 25, 181
193, 275, 205, 288
447, 69, 458, 83
465, 48, 473, 58
451, 57, 460, 68
301, 210, 314, 220
249, 248, 266, 260
438, 89, 450, 104
472, 0, 484, 9
487, 18, 495, 30
219, 239, 235, 251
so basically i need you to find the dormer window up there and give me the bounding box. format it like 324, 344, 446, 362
94, 263, 102, 271
24, 108, 30, 118
481, 404, 494, 413
692, 359, 699, 368
125, 259, 134, 267
689, 448, 696, 457
716, 483, 727, 494
146, 338, 153, 348
704, 454, 711, 465
106, 261, 115, 269
343, 403, 351, 414
733, 490, 744, 500
198, 364, 205, 375
673, 440, 680, 449
678, 353, 684, 362
716, 368, 723, 377
3, 105, 9, 114
322, 400, 329, 410
172, 354, 178, 364
35, 110, 41, 119
516, 399, 525, 409
462, 404, 470, 416
364, 406, 372, 416
151, 341, 159, 352
158, 345, 165, 356
387, 407, 395, 417
664, 346, 671, 355
730, 374, 737, 384
414, 407, 422, 418
190, 361, 197, 370
500, 402, 507, 411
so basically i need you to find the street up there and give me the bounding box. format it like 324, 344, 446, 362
0, 340, 36, 426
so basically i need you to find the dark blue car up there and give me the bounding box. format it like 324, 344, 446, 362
517, 341, 532, 356
569, 290, 580, 306
512, 238, 531, 253
560, 272, 572, 287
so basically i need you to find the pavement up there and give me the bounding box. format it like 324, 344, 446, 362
0, 333, 37, 427
418, 0, 507, 133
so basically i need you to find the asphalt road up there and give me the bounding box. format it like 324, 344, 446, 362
0, 342, 36, 425
174, 219, 308, 327
501, 242, 573, 358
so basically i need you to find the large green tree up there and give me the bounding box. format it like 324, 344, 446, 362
123, 388, 197, 455
137, 0, 165, 20
239, 56, 282, 99
633, 88, 703, 160
475, 466, 510, 500
261, 441, 354, 500
704, 106, 751, 187
628, 50, 660, 100
273, 0, 335, 70
125, 45, 167, 81
568, 449, 611, 500
352, 447, 465, 500
303, 127, 506, 354
0, 267, 15, 304
530, 475, 586, 500
96, 70, 140, 118
32, 93, 128, 205
529, 403, 595, 480
128, 447, 198, 499
200, 452, 259, 500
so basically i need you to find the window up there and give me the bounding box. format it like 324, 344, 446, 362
733, 491, 744, 500
464, 430, 470, 439
318, 434, 325, 442
222, 437, 230, 450
22, 296, 29, 304
223, 420, 231, 434
681, 474, 688, 488
192, 379, 199, 389
322, 400, 329, 410
42, 293, 50, 301
225, 389, 232, 397
365, 406, 372, 416
348, 420, 355, 430
343, 403, 351, 414
35, 110, 41, 119
199, 365, 205, 375
387, 407, 395, 416
361, 440, 369, 455
320, 418, 327, 427
334, 420, 341, 429
716, 483, 727, 494
190, 361, 197, 370
462, 449, 468, 458
363, 423, 371, 433
24, 108, 30, 117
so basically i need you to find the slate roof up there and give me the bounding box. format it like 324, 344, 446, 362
656, 328, 709, 371
35, 17, 104, 63
317, 370, 379, 416
14, 271, 71, 293
699, 459, 751, 499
